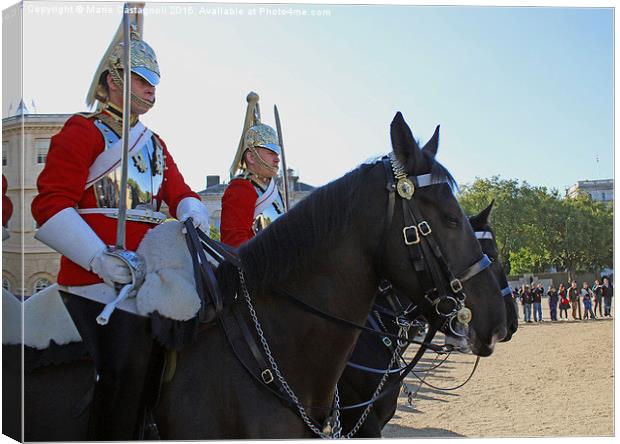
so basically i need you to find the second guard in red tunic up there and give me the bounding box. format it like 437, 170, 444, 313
221, 93, 285, 247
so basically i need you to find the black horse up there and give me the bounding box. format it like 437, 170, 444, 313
153, 113, 506, 439
336, 201, 518, 437
16, 113, 506, 440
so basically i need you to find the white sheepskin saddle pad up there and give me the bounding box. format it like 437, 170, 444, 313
135, 220, 202, 321
2, 285, 82, 349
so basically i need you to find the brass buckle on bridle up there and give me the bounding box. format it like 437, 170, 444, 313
418, 221, 432, 236
402, 225, 420, 245
450, 279, 463, 293
261, 369, 274, 384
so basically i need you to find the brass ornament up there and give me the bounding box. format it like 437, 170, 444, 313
154, 151, 164, 175
396, 177, 415, 200
457, 306, 473, 325
132, 151, 148, 173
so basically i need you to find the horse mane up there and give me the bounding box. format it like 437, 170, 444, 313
238, 163, 373, 294
238, 152, 457, 293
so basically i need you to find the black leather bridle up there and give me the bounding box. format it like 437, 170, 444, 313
375, 154, 493, 337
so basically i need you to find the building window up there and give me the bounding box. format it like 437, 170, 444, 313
33, 278, 51, 294
35, 138, 51, 164
2, 277, 10, 292
2, 141, 7, 166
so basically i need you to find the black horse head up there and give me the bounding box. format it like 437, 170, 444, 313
378, 112, 507, 356
469, 201, 518, 342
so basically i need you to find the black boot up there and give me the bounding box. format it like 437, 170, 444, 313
61, 291, 154, 440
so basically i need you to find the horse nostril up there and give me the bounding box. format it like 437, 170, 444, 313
493, 325, 508, 342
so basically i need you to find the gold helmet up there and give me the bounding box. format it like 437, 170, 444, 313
86, 3, 160, 109
230, 92, 282, 178
244, 124, 281, 155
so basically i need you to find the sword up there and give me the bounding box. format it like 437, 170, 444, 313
97, 3, 146, 326
273, 104, 290, 211
116, 2, 132, 250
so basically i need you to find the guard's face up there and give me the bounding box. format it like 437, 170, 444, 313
130, 73, 156, 115
247, 147, 280, 178
107, 72, 156, 116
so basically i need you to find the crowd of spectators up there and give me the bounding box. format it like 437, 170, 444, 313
513, 277, 613, 323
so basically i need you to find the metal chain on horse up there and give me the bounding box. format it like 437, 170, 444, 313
239, 268, 409, 439
237, 269, 335, 438
332, 340, 404, 439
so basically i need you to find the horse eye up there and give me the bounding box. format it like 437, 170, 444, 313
444, 215, 461, 226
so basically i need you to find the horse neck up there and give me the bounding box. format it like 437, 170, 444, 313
251, 236, 379, 411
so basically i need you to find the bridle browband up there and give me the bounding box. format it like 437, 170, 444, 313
475, 229, 512, 298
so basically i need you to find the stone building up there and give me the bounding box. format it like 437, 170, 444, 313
566, 179, 614, 204
2, 113, 69, 297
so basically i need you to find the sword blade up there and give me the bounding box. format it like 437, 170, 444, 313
116, 3, 132, 249
274, 105, 290, 211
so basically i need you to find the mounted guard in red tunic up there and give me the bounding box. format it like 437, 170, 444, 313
220, 92, 286, 247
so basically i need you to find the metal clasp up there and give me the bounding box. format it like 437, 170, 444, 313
403, 225, 420, 245
418, 221, 432, 236
378, 280, 392, 294
450, 279, 463, 293
396, 317, 410, 328
382, 337, 392, 347
261, 369, 274, 384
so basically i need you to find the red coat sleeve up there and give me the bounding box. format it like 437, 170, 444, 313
156, 137, 200, 219
2, 175, 13, 227
31, 115, 102, 225
220, 179, 257, 247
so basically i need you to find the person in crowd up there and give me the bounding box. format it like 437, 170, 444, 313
558, 283, 570, 320
521, 284, 533, 323
513, 287, 520, 319
567, 280, 581, 320
581, 281, 596, 320
547, 285, 558, 321
602, 277, 613, 317
532, 282, 543, 322
592, 279, 604, 318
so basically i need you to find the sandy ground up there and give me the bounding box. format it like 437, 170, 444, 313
383, 302, 614, 438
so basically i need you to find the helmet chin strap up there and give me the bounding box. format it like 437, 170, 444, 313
248, 146, 279, 177
109, 66, 155, 112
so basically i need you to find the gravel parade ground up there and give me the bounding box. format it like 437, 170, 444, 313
383, 304, 614, 438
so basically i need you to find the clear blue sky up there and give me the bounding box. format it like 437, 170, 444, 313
3, 1, 614, 193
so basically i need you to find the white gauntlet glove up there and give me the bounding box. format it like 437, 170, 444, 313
89, 250, 132, 287
177, 197, 210, 233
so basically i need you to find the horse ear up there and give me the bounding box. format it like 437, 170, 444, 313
469, 200, 494, 229
421, 125, 440, 158
390, 112, 423, 172
473, 200, 495, 225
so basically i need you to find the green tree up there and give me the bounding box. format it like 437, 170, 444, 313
458, 177, 613, 278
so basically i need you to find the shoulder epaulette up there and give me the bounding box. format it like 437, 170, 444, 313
75, 111, 100, 119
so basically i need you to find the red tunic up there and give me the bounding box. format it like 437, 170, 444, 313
31, 114, 200, 286
2, 175, 13, 227
220, 178, 258, 247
